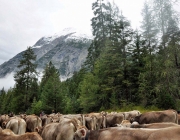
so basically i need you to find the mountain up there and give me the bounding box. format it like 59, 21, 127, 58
0, 28, 92, 81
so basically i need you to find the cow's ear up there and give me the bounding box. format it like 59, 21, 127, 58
80, 128, 86, 137
35, 127, 39, 133
2, 121, 7, 127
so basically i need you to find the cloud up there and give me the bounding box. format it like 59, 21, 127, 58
0, 72, 15, 91
0, 0, 65, 64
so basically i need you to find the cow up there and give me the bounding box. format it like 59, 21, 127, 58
131, 122, 180, 128
85, 112, 105, 130
85, 115, 97, 130
0, 128, 43, 140
41, 117, 86, 140
40, 115, 53, 127
62, 114, 85, 126
131, 109, 178, 124
115, 120, 131, 128
105, 112, 124, 127
0, 114, 9, 128
74, 126, 180, 140
178, 113, 180, 125
5, 117, 26, 135
123, 110, 141, 121
25, 115, 42, 132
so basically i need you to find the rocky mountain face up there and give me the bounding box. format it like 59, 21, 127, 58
0, 28, 92, 80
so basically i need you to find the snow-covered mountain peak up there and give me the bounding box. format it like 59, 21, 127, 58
55, 27, 93, 40
33, 27, 93, 48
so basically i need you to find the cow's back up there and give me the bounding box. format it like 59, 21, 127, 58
134, 110, 178, 124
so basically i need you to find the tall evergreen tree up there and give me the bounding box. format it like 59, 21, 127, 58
40, 61, 62, 113
85, 0, 110, 71
13, 46, 38, 113
0, 87, 6, 113
140, 0, 158, 53
151, 0, 177, 48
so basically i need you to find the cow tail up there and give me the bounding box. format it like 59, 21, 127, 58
37, 116, 42, 128
18, 119, 21, 134
69, 118, 79, 131
175, 111, 178, 124
82, 114, 85, 126
102, 115, 106, 128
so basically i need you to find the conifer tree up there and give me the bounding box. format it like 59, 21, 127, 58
140, 0, 158, 53
13, 46, 38, 113
151, 0, 177, 48
40, 61, 62, 113
0, 87, 6, 113
85, 0, 108, 71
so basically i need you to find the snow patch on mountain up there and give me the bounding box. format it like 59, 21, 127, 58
33, 27, 93, 48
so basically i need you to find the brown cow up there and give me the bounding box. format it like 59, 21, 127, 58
25, 115, 42, 132
131, 109, 178, 124
85, 112, 106, 130
5, 117, 26, 135
178, 114, 180, 125
40, 115, 53, 127
41, 117, 85, 140
74, 126, 180, 140
0, 128, 42, 140
131, 122, 180, 128
62, 114, 85, 126
105, 113, 124, 127
85, 116, 97, 130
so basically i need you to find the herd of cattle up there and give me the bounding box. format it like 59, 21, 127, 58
1, 109, 180, 139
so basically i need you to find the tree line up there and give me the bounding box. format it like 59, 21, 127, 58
1, 0, 180, 115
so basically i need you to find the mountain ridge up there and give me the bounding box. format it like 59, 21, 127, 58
0, 28, 92, 82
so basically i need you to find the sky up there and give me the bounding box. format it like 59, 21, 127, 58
0, 0, 146, 90
0, 0, 146, 65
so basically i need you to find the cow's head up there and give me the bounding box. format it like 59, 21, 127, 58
2, 121, 7, 129
74, 128, 87, 140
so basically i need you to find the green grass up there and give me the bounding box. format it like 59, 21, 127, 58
105, 105, 161, 113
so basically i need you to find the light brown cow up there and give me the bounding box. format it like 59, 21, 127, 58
25, 115, 42, 132
74, 126, 180, 140
5, 117, 26, 135
0, 114, 9, 128
116, 120, 131, 128
123, 110, 141, 121
41, 117, 86, 140
131, 109, 178, 124
0, 128, 43, 140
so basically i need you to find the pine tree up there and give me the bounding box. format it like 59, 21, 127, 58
85, 0, 110, 71
140, 0, 158, 54
151, 0, 177, 48
40, 61, 62, 113
13, 46, 38, 113
0, 87, 6, 113
129, 31, 147, 103
78, 72, 100, 112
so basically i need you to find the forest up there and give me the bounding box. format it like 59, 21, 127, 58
0, 0, 180, 115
